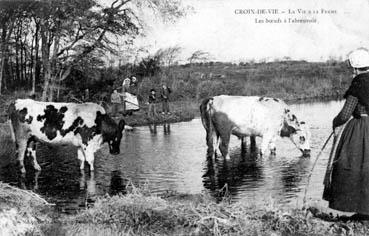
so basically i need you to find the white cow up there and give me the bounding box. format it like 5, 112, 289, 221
200, 95, 311, 159
8, 99, 125, 173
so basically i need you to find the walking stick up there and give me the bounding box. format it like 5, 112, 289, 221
302, 131, 334, 208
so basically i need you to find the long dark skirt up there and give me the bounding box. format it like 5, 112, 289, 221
323, 117, 369, 214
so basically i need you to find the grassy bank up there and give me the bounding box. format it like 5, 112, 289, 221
0, 60, 351, 127
5, 184, 364, 236
122, 100, 198, 126
0, 182, 53, 235
1, 179, 369, 235
0, 93, 197, 126
137, 60, 350, 102
0, 60, 351, 125
0, 92, 338, 127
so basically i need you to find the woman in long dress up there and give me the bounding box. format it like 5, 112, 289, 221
323, 48, 369, 217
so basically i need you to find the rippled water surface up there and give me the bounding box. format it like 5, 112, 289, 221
0, 100, 344, 211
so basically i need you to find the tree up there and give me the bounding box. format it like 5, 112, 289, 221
187, 50, 211, 64
0, 0, 187, 100
37, 0, 187, 101
154, 46, 182, 67
0, 1, 18, 94
134, 55, 161, 77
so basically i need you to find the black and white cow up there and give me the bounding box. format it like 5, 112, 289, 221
8, 99, 125, 173
200, 95, 311, 159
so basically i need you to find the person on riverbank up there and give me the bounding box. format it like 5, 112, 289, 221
323, 48, 369, 220
122, 78, 131, 93
130, 76, 138, 95
83, 88, 90, 102
148, 89, 158, 118
110, 89, 122, 117
160, 84, 171, 115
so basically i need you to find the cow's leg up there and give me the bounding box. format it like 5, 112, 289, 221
241, 137, 247, 150
85, 148, 96, 172
268, 136, 277, 155
17, 139, 28, 174
219, 133, 231, 160
250, 136, 256, 149
260, 133, 273, 156
214, 133, 221, 156
77, 148, 86, 170
27, 138, 41, 171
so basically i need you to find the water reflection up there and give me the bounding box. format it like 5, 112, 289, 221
79, 171, 96, 196
279, 158, 310, 193
163, 123, 171, 135
110, 170, 127, 195
149, 124, 157, 134
0, 100, 347, 210
20, 171, 40, 191
203, 147, 263, 200
148, 123, 171, 135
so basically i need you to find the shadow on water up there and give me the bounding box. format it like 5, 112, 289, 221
202, 140, 313, 203
279, 157, 311, 194
110, 170, 128, 195
202, 144, 264, 201
0, 142, 130, 213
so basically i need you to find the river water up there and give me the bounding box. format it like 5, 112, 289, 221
0, 100, 343, 212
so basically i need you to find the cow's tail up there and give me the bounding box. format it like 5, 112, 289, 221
7, 102, 17, 143
200, 97, 216, 152
200, 97, 214, 131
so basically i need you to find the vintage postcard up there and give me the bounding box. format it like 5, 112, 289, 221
0, 0, 368, 235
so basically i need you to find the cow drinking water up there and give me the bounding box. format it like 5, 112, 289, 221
8, 99, 125, 173
200, 95, 311, 159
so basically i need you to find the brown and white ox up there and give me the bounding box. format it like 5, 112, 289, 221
200, 95, 311, 159
8, 99, 125, 174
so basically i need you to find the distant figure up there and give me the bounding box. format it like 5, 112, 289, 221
111, 89, 122, 117
122, 78, 131, 93
83, 89, 90, 102
160, 84, 172, 115
148, 89, 158, 118
130, 76, 138, 96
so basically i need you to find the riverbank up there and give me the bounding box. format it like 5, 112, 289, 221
0, 182, 53, 235
1, 182, 369, 236
122, 100, 198, 126
122, 93, 342, 127
0, 93, 197, 125
0, 92, 341, 126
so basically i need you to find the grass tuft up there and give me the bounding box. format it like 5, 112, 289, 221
55, 184, 369, 236
0, 182, 52, 236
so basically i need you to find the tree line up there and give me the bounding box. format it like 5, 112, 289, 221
0, 0, 186, 101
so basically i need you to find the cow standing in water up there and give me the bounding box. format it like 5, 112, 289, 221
200, 95, 311, 159
8, 99, 125, 173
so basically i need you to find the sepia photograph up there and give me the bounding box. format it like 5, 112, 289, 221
1, 0, 369, 235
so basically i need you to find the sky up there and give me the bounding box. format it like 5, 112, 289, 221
100, 0, 369, 62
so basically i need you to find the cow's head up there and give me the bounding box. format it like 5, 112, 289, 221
99, 113, 125, 155
280, 109, 311, 156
